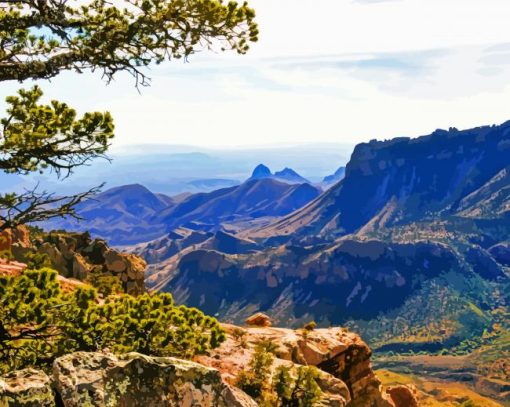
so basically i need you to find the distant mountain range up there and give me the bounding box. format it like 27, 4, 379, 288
322, 166, 346, 186
143, 121, 510, 357
248, 164, 311, 184
2, 144, 350, 196
42, 178, 321, 245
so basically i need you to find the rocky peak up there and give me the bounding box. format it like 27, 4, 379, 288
250, 163, 272, 179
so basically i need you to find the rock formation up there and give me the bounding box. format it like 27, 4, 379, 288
2, 228, 146, 296
34, 232, 146, 296
245, 312, 272, 327
1, 352, 257, 407
0, 313, 417, 407
195, 324, 418, 407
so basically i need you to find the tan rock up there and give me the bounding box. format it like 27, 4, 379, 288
386, 385, 419, 407
0, 258, 26, 277
53, 351, 257, 407
0, 368, 55, 407
38, 242, 68, 275
72, 253, 90, 280
196, 324, 400, 407
245, 312, 272, 327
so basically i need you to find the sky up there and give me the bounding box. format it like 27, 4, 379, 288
3, 0, 510, 148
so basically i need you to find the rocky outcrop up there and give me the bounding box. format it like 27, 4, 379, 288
1, 352, 257, 407
245, 312, 272, 327
386, 385, 419, 407
0, 225, 30, 258
0, 325, 417, 407
53, 352, 256, 407
0, 368, 54, 407
195, 324, 417, 407
31, 231, 145, 296
1, 228, 145, 296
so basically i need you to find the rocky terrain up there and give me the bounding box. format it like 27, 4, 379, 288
0, 313, 418, 407
144, 122, 509, 325
1, 226, 146, 296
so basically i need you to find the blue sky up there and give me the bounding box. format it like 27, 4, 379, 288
2, 0, 510, 148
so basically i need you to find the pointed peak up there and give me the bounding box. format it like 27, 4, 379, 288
250, 164, 272, 179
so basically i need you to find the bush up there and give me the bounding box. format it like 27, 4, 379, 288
302, 321, 317, 332
0, 268, 225, 373
237, 345, 274, 400
273, 365, 321, 406
85, 270, 123, 297
237, 345, 322, 406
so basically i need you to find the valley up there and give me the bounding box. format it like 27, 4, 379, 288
23, 121, 510, 405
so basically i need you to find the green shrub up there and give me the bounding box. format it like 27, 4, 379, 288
237, 345, 274, 400
302, 321, 317, 331
85, 270, 123, 297
237, 346, 322, 406
0, 268, 225, 373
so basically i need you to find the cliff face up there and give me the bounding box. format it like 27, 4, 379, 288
249, 122, 510, 240
152, 238, 480, 326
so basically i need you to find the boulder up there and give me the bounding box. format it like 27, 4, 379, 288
386, 385, 419, 407
0, 368, 55, 407
245, 312, 272, 327
53, 351, 257, 407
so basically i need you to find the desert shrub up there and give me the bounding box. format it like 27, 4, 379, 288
237, 345, 274, 400
237, 346, 322, 406
302, 321, 317, 332
85, 270, 123, 297
232, 327, 248, 348
0, 268, 225, 373
96, 294, 226, 358
22, 252, 52, 270
256, 338, 279, 355
273, 365, 322, 406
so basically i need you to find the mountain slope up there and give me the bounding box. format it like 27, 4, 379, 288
43, 184, 172, 245
322, 166, 346, 186
156, 178, 321, 230
249, 123, 510, 240
146, 121, 510, 359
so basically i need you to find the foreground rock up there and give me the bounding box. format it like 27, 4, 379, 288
0, 327, 418, 407
196, 324, 418, 407
0, 369, 54, 407
1, 352, 256, 407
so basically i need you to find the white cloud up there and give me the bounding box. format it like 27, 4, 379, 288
1, 1, 510, 148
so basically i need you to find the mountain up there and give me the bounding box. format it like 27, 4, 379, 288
41, 178, 321, 246
249, 164, 272, 179
42, 184, 172, 245
274, 167, 310, 184
146, 121, 510, 363
186, 178, 239, 191
156, 178, 321, 231
322, 166, 346, 186
248, 164, 310, 184
249, 123, 510, 241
